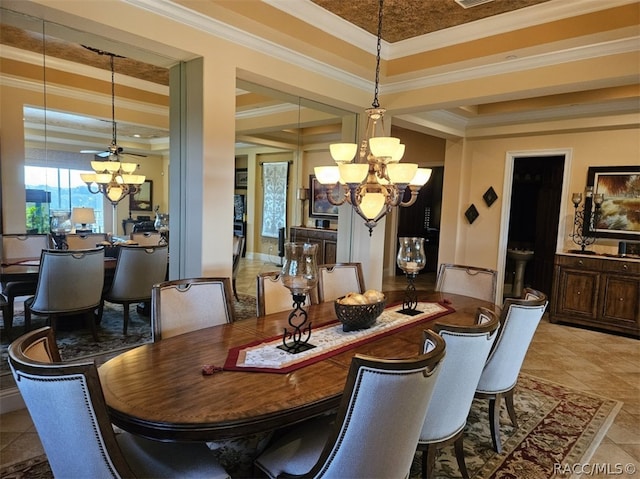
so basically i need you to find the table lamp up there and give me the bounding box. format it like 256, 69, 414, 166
72, 207, 95, 233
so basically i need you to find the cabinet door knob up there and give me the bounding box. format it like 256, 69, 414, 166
578, 260, 584, 265
622, 264, 628, 270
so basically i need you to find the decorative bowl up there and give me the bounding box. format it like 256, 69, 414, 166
334, 297, 386, 332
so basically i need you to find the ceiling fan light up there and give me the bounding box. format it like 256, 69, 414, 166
314, 166, 341, 184
96, 173, 113, 184
359, 192, 386, 220
411, 168, 433, 186
105, 161, 121, 173
330, 143, 358, 163
387, 163, 418, 184
107, 186, 124, 203
369, 137, 400, 158
120, 162, 137, 174
123, 174, 146, 185
338, 163, 369, 184
80, 173, 97, 184
91, 161, 107, 173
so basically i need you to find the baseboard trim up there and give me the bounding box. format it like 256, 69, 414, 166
0, 386, 25, 414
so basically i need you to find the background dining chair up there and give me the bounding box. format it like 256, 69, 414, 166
232, 234, 245, 300
417, 307, 500, 479
317, 262, 365, 302
1, 234, 49, 338
101, 244, 168, 334
64, 232, 107, 250
254, 330, 446, 479
24, 247, 104, 341
256, 271, 318, 316
435, 263, 498, 304
8, 326, 230, 479
130, 231, 162, 246
151, 277, 235, 341
475, 287, 548, 452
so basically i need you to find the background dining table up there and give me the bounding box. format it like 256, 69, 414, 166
98, 290, 498, 443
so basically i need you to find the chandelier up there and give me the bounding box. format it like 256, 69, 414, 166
314, 0, 432, 235
80, 50, 145, 207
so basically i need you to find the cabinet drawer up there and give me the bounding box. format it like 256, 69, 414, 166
601, 260, 640, 275
555, 255, 603, 270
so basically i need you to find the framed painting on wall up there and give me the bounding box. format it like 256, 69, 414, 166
235, 169, 248, 190
309, 174, 341, 219
585, 166, 640, 240
129, 180, 153, 211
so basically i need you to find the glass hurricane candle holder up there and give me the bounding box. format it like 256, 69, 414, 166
396, 237, 426, 315
279, 242, 318, 353
154, 213, 169, 245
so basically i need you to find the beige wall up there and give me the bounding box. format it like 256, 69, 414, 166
439, 127, 640, 273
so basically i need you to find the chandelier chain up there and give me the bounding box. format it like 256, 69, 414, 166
110, 54, 117, 147
372, 0, 384, 109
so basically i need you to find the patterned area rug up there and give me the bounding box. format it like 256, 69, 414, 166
0, 294, 257, 377
0, 374, 620, 479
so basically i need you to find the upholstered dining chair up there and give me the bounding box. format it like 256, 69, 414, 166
317, 262, 365, 302
254, 330, 446, 479
100, 244, 168, 334
130, 231, 162, 246
8, 326, 230, 479
24, 247, 105, 341
151, 277, 235, 341
475, 287, 548, 452
417, 307, 500, 479
64, 232, 107, 250
256, 271, 318, 316
1, 234, 49, 338
435, 263, 498, 304
232, 234, 245, 301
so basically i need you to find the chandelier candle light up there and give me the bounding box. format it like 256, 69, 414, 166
279, 242, 319, 354
570, 186, 603, 253
80, 49, 145, 235
314, 0, 432, 235
396, 237, 427, 315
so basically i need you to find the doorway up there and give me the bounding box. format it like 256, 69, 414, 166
504, 156, 565, 300
396, 167, 444, 275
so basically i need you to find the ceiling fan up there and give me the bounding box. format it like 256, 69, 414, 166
80, 46, 146, 159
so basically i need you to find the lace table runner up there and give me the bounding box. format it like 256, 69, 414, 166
224, 301, 454, 373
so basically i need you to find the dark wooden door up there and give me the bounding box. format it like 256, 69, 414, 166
397, 167, 444, 274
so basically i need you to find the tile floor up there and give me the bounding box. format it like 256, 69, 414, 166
1, 257, 639, 475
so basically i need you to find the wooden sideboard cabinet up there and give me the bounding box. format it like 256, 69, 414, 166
550, 253, 640, 337
289, 227, 337, 265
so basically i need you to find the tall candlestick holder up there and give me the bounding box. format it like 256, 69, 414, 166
396, 237, 427, 316
570, 187, 603, 254
279, 242, 318, 354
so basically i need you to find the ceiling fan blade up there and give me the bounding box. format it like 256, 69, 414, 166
80, 149, 103, 154
122, 152, 147, 158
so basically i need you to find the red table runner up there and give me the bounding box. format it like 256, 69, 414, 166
224, 301, 454, 373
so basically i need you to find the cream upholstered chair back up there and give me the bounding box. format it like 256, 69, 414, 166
317, 262, 365, 302
475, 287, 548, 453
152, 277, 235, 341
256, 272, 318, 316
1, 234, 48, 261
131, 231, 162, 246
255, 331, 446, 479
418, 308, 500, 478
435, 263, 498, 304
477, 288, 548, 394
103, 244, 168, 334
8, 326, 230, 479
30, 248, 105, 315
64, 233, 107, 250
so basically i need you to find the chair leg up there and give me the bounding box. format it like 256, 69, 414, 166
453, 435, 469, 479
6, 296, 15, 336
421, 445, 437, 479
23, 297, 33, 332
489, 395, 503, 453
96, 299, 105, 324
505, 388, 518, 428
232, 278, 239, 301
123, 303, 130, 335
85, 310, 99, 342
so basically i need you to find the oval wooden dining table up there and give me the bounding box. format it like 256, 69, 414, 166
98, 290, 497, 442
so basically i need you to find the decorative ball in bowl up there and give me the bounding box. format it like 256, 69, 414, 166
334, 290, 386, 332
